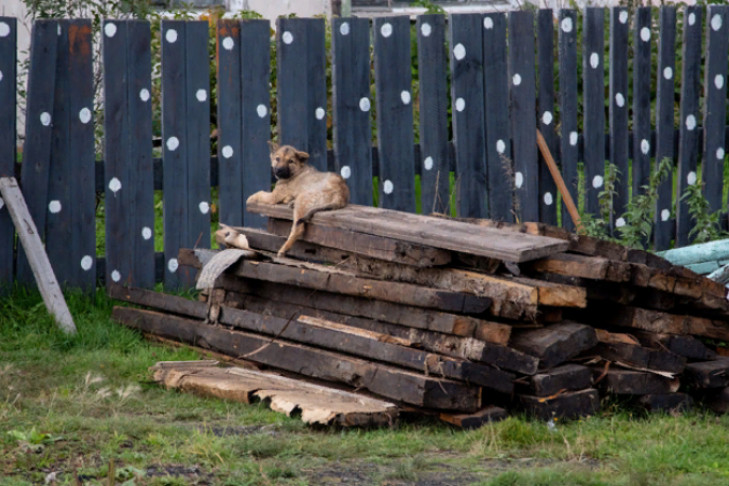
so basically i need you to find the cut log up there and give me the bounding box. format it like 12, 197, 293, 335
108, 283, 208, 320
593, 368, 678, 395
113, 307, 482, 411
528, 252, 631, 283
510, 323, 598, 369
683, 359, 729, 388
633, 332, 717, 361
516, 364, 593, 397
517, 388, 600, 420
599, 306, 729, 342
590, 343, 686, 374
439, 406, 508, 428
637, 393, 693, 413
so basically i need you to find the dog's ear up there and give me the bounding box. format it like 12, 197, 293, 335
268, 141, 279, 154
295, 150, 310, 163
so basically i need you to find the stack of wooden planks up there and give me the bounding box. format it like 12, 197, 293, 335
110, 203, 729, 427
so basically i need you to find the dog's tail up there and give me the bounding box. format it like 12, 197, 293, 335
296, 201, 346, 225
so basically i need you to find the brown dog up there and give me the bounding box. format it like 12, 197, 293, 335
246, 143, 349, 257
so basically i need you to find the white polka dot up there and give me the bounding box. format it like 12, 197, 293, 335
104, 23, 117, 38
512, 74, 522, 86
111, 270, 121, 282
141, 227, 152, 240
339, 22, 350, 36
685, 114, 696, 131
40, 112, 51, 126
541, 111, 553, 126
689, 13, 696, 26
359, 97, 370, 112
717, 147, 725, 160
0, 198, 4, 210
168, 258, 179, 273
496, 139, 506, 154
543, 192, 553, 206
453, 43, 466, 61
340, 165, 351, 179
401, 90, 411, 105
257, 104, 267, 118
80, 255, 93, 271
166, 136, 179, 151
108, 177, 122, 193
484, 17, 494, 30
455, 97, 465, 112
619, 11, 628, 24
383, 180, 394, 194
515, 172, 524, 189
712, 14, 723, 31
49, 200, 61, 214
663, 66, 673, 80
420, 22, 432, 37
0, 70, 3, 83
0, 22, 10, 37
423, 156, 434, 171
592, 175, 604, 189
139, 88, 150, 102
641, 139, 650, 155
641, 27, 651, 42
57, 25, 61, 36
715, 75, 724, 90
661, 209, 670, 221
165, 29, 178, 43
222, 145, 234, 159
616, 217, 626, 228
282, 31, 293, 44
687, 171, 697, 186
590, 53, 599, 69
222, 36, 234, 50
78, 107, 92, 124
561, 17, 573, 33
569, 132, 578, 147
199, 201, 210, 214
196, 89, 207, 102
380, 23, 392, 38
615, 93, 625, 107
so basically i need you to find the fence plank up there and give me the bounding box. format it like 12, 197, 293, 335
0, 17, 16, 292
373, 16, 415, 212
632, 8, 653, 199
416, 14, 449, 215
509, 10, 538, 223
449, 13, 487, 218
582, 7, 605, 218
537, 9, 557, 226
654, 7, 677, 250
558, 10, 578, 231
332, 17, 373, 207
277, 18, 327, 171
609, 7, 629, 231
675, 7, 703, 247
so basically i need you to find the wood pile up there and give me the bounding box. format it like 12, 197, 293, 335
111, 203, 729, 427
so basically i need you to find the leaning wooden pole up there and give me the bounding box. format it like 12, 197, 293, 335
536, 129, 583, 233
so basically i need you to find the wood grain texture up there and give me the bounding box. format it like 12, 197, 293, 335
582, 7, 605, 217
558, 9, 578, 231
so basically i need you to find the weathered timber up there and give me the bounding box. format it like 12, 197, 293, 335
112, 307, 482, 410
657, 238, 729, 267
108, 283, 208, 320
528, 252, 631, 282
590, 342, 686, 374
516, 364, 592, 397
151, 361, 399, 427
633, 332, 717, 361
593, 368, 678, 395
594, 328, 640, 345
637, 393, 693, 413
510, 323, 598, 369
439, 406, 508, 428
247, 202, 570, 262
683, 359, 729, 388
598, 306, 729, 341
510, 275, 586, 309
517, 388, 600, 420
703, 387, 729, 414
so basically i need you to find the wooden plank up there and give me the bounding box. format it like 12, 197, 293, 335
528, 252, 631, 283
558, 9, 578, 231
537, 9, 557, 227
482, 12, 512, 222
373, 16, 415, 212
582, 7, 605, 217
602, 306, 729, 341
516, 364, 592, 398
634, 332, 716, 361
449, 13, 487, 218
107, 283, 208, 320
416, 15, 450, 215
591, 342, 685, 374
517, 388, 599, 420
0, 17, 16, 292
609, 7, 629, 230
683, 359, 729, 388
0, 177, 76, 334
632, 7, 653, 199
594, 368, 677, 395
508, 10, 538, 222
439, 406, 508, 428
637, 393, 693, 413
332, 17, 373, 206
113, 307, 483, 411
511, 322, 597, 369
247, 202, 570, 262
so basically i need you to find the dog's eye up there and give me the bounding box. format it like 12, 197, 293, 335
275, 157, 281, 162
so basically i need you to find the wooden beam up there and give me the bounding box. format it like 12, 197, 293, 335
510, 322, 597, 369
517, 388, 599, 420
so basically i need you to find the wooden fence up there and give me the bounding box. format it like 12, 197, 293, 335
1, 7, 729, 292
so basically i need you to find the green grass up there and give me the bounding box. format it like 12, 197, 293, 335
4, 290, 729, 485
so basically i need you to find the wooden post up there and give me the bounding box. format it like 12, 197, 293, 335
536, 130, 583, 232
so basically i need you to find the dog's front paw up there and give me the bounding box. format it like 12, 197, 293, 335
246, 191, 267, 205
276, 249, 287, 258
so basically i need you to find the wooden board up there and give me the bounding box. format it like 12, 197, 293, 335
591, 342, 685, 374
632, 7, 652, 200
608, 7, 630, 228
510, 322, 597, 369
0, 17, 16, 292
637, 393, 693, 413
516, 364, 592, 397
528, 252, 631, 282
439, 406, 508, 429
558, 9, 579, 232
633, 332, 716, 361
593, 368, 678, 395
517, 388, 600, 420
683, 359, 729, 388
600, 306, 729, 342
151, 360, 399, 427
537, 9, 558, 227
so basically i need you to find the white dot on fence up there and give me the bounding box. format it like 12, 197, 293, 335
104, 23, 117, 38
0, 22, 10, 37
79, 107, 92, 124
570, 132, 578, 147
383, 180, 394, 194
615, 93, 625, 108
423, 156, 434, 171
0, 70, 3, 83
80, 255, 93, 271
663, 66, 673, 80
687, 171, 697, 186
222, 36, 234, 50
315, 107, 326, 120
592, 175, 604, 189
57, 24, 61, 36
380, 23, 393, 38
420, 22, 432, 37
359, 97, 370, 112
641, 27, 651, 42
496, 139, 506, 154
40, 112, 51, 126
340, 165, 351, 179
108, 177, 122, 194
689, 13, 696, 26
282, 31, 293, 44
484, 17, 494, 30
453, 43, 466, 61
515, 172, 524, 189
0, 197, 4, 211
512, 73, 522, 86
543, 192, 553, 206
165, 29, 178, 44
616, 217, 626, 228
541, 111, 553, 126
685, 114, 697, 131
661, 209, 670, 222
717, 147, 725, 160
455, 97, 465, 112
222, 145, 234, 159
48, 200, 62, 214
168, 258, 179, 273
641, 139, 650, 155
590, 53, 599, 69
142, 226, 152, 240
712, 14, 723, 31
111, 270, 121, 282
166, 136, 180, 151
715, 75, 725, 90
139, 88, 150, 102
257, 104, 268, 118
196, 89, 207, 102
339, 22, 350, 36
401, 90, 411, 105
199, 201, 210, 214
560, 17, 573, 33
619, 10, 628, 24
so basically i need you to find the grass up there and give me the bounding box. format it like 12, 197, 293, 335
4, 290, 729, 485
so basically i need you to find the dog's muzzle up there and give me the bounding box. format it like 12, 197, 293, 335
274, 166, 291, 179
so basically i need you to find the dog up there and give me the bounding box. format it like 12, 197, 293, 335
246, 143, 349, 257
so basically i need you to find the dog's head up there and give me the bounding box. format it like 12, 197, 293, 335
268, 142, 310, 180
